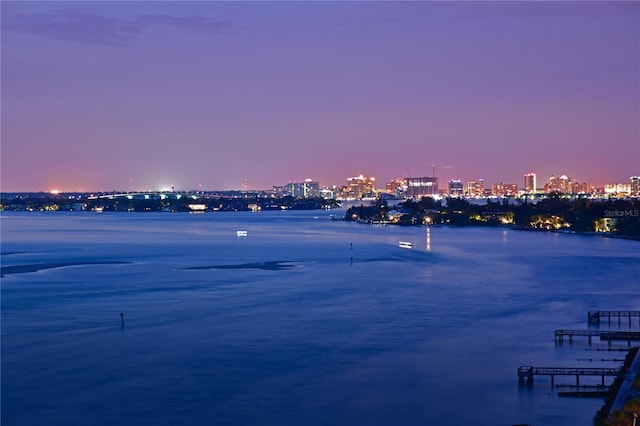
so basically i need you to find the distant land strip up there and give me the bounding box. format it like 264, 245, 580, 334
1, 261, 131, 277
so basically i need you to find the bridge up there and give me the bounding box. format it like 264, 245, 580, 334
518, 366, 620, 386
555, 329, 640, 345
588, 311, 640, 326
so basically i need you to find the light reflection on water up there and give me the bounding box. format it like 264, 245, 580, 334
2, 211, 639, 426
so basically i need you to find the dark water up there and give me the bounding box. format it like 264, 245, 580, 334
2, 211, 639, 425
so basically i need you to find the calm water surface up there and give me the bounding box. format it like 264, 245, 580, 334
2, 211, 639, 425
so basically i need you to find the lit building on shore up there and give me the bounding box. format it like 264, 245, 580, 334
319, 187, 338, 199
544, 175, 571, 194
447, 179, 464, 197
491, 183, 519, 197
604, 183, 631, 196
274, 179, 320, 198
467, 179, 485, 197
286, 179, 319, 198
631, 176, 640, 196
385, 178, 407, 197
571, 181, 592, 195
524, 172, 537, 194
405, 177, 438, 197
346, 175, 376, 199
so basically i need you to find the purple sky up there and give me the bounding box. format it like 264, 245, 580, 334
2, 1, 639, 192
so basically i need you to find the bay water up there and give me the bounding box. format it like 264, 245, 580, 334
2, 210, 639, 425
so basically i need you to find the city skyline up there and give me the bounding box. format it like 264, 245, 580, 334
2, 1, 639, 192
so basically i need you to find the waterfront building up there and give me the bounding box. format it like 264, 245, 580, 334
447, 179, 464, 197
285, 179, 319, 198
571, 181, 592, 195
319, 188, 336, 199
631, 176, 640, 196
544, 175, 571, 194
604, 183, 631, 196
272, 185, 287, 197
347, 175, 376, 199
405, 177, 438, 197
491, 183, 519, 197
385, 178, 407, 197
524, 173, 536, 194
467, 179, 485, 197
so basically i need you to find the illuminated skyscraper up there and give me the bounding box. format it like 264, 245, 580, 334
631, 176, 640, 196
405, 177, 438, 197
448, 179, 463, 196
571, 181, 592, 195
545, 175, 571, 194
524, 173, 536, 194
467, 179, 485, 197
286, 179, 319, 198
604, 183, 631, 195
347, 175, 376, 199
492, 183, 519, 196
385, 178, 407, 197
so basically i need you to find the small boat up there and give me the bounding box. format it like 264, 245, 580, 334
398, 241, 413, 249
236, 230, 248, 237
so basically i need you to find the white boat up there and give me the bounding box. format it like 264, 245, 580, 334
398, 241, 413, 249
237, 230, 248, 237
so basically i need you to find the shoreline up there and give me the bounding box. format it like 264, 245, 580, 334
344, 218, 640, 241
593, 346, 640, 424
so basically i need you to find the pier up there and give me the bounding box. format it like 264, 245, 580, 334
554, 330, 640, 345
518, 366, 620, 386
588, 311, 640, 326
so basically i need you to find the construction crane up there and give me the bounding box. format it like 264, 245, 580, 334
427, 164, 452, 178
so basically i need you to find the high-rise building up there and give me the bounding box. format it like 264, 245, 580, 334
405, 177, 438, 197
545, 175, 571, 194
447, 179, 464, 196
467, 179, 485, 197
319, 188, 337, 199
385, 178, 406, 197
492, 183, 519, 197
631, 176, 640, 196
347, 175, 376, 199
285, 179, 320, 198
604, 183, 631, 195
571, 181, 592, 195
524, 173, 537, 193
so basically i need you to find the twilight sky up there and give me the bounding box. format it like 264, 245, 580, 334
1, 1, 639, 192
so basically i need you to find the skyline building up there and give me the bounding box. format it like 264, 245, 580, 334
385, 178, 407, 197
405, 177, 438, 197
467, 179, 485, 197
524, 172, 537, 194
545, 175, 571, 194
571, 181, 592, 195
491, 183, 519, 197
285, 179, 320, 198
631, 176, 640, 196
604, 183, 631, 195
447, 179, 464, 197
347, 175, 376, 199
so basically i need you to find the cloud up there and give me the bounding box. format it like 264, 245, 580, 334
3, 9, 231, 46
325, 15, 406, 32
127, 14, 231, 35
458, 1, 639, 20
4, 9, 129, 46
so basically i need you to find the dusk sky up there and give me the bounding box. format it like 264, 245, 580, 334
1, 1, 639, 192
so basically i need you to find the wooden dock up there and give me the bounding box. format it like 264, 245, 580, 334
554, 329, 640, 345
518, 366, 620, 386
588, 311, 640, 326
